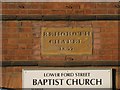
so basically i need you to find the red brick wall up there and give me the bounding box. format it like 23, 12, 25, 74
2, 21, 119, 61
2, 2, 119, 89
2, 2, 119, 15
2, 2, 119, 61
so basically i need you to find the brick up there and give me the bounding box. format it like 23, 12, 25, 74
107, 21, 119, 27
42, 10, 66, 15
101, 39, 118, 45
28, 10, 42, 14
15, 3, 28, 9
25, 3, 43, 9
92, 21, 108, 27
65, 3, 84, 9
16, 50, 32, 55
32, 29, 41, 38
43, 2, 66, 9
2, 30, 17, 35
107, 3, 119, 8
100, 27, 118, 32
84, 9, 93, 14
3, 34, 19, 38
2, 28, 19, 33
87, 56, 100, 60
100, 50, 113, 55
28, 56, 41, 60
102, 44, 118, 49
111, 56, 118, 60
84, 3, 96, 9
19, 33, 33, 38
67, 21, 76, 27
27, 45, 33, 49
93, 50, 100, 55
42, 56, 65, 61
18, 44, 28, 49
33, 39, 41, 45
67, 10, 75, 15
109, 21, 118, 26
33, 28, 41, 33
33, 44, 40, 49
19, 10, 28, 15
112, 50, 118, 55
100, 32, 118, 40
42, 21, 68, 27
96, 3, 108, 8
33, 50, 40, 56
74, 10, 84, 15
100, 56, 113, 60
2, 39, 8, 44
108, 9, 118, 14
7, 39, 18, 44
3, 67, 22, 72
75, 21, 92, 27
18, 39, 33, 43
2, 10, 20, 15
32, 21, 43, 27
101, 38, 118, 42
94, 39, 101, 44
2, 72, 22, 88
94, 45, 101, 49
3, 55, 15, 61
3, 45, 18, 49
101, 33, 118, 39
65, 56, 88, 61
2, 3, 16, 9
3, 3, 34, 10
93, 28, 101, 33
14, 56, 28, 60
2, 21, 18, 27
22, 21, 32, 27
19, 28, 32, 32
94, 33, 101, 38
93, 9, 108, 14
6, 50, 17, 55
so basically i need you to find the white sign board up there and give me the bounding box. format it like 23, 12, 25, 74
22, 69, 112, 89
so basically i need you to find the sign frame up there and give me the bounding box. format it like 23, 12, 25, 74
41, 27, 93, 55
22, 68, 113, 89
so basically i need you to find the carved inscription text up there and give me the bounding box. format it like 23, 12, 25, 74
41, 27, 92, 55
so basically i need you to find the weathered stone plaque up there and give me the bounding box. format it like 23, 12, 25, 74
41, 27, 92, 55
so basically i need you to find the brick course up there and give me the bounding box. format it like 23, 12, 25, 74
2, 2, 119, 15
